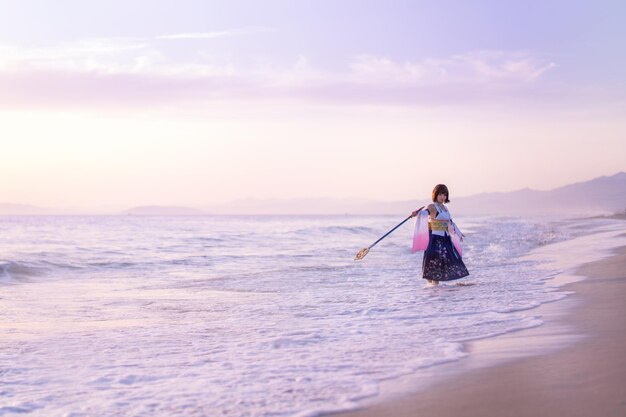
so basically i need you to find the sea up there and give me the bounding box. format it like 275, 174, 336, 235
0, 214, 624, 417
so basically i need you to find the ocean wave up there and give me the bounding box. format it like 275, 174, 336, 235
2, 215, 621, 417
0, 258, 95, 283
293, 225, 379, 236
187, 236, 226, 243
86, 261, 140, 269
0, 260, 48, 283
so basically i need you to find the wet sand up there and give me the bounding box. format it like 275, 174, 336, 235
328, 245, 626, 417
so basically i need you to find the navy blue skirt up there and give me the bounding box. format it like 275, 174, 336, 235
422, 231, 469, 281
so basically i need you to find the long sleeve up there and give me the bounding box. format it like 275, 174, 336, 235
411, 210, 430, 252
448, 219, 464, 258
450, 219, 465, 238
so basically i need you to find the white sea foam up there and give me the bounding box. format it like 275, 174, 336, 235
0, 214, 623, 416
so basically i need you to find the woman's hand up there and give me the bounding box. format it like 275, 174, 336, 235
410, 206, 426, 217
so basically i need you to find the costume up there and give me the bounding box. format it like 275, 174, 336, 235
412, 204, 469, 281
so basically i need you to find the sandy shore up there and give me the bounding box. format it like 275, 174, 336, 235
327, 244, 626, 417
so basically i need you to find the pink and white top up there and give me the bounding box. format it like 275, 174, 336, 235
431, 203, 452, 237
412, 204, 465, 257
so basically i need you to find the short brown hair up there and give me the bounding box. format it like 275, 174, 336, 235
432, 184, 450, 203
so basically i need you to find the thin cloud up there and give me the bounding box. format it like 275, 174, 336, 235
155, 27, 276, 40
0, 38, 560, 110
452, 50, 557, 81
349, 51, 556, 85
0, 37, 159, 73
156, 30, 241, 40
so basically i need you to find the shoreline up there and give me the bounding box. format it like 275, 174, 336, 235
324, 230, 626, 416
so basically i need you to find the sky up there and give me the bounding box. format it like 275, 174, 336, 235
0, 0, 625, 211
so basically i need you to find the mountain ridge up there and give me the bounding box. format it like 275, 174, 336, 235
1, 171, 624, 215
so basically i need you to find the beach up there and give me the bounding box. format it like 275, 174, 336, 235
327, 241, 626, 417
1, 215, 624, 416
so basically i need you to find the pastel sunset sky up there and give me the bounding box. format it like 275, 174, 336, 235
1, 0, 624, 211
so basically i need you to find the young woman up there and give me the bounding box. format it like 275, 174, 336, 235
410, 184, 469, 286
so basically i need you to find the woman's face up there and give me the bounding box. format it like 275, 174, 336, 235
436, 193, 447, 203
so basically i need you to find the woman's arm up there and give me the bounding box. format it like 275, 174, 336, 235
427, 204, 436, 219
411, 204, 435, 219
450, 220, 465, 239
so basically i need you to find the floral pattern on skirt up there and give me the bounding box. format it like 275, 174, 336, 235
422, 232, 469, 281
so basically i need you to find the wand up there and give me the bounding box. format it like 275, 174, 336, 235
354, 206, 424, 260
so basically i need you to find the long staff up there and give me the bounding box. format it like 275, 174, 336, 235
354, 206, 424, 260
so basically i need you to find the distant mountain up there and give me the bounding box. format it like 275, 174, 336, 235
122, 205, 206, 216
203, 197, 401, 215
2, 172, 624, 216
452, 171, 626, 215
0, 203, 55, 215
202, 171, 626, 216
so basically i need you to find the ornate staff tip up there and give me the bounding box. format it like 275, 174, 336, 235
354, 248, 369, 261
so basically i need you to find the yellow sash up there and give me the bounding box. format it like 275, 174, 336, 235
429, 220, 449, 231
